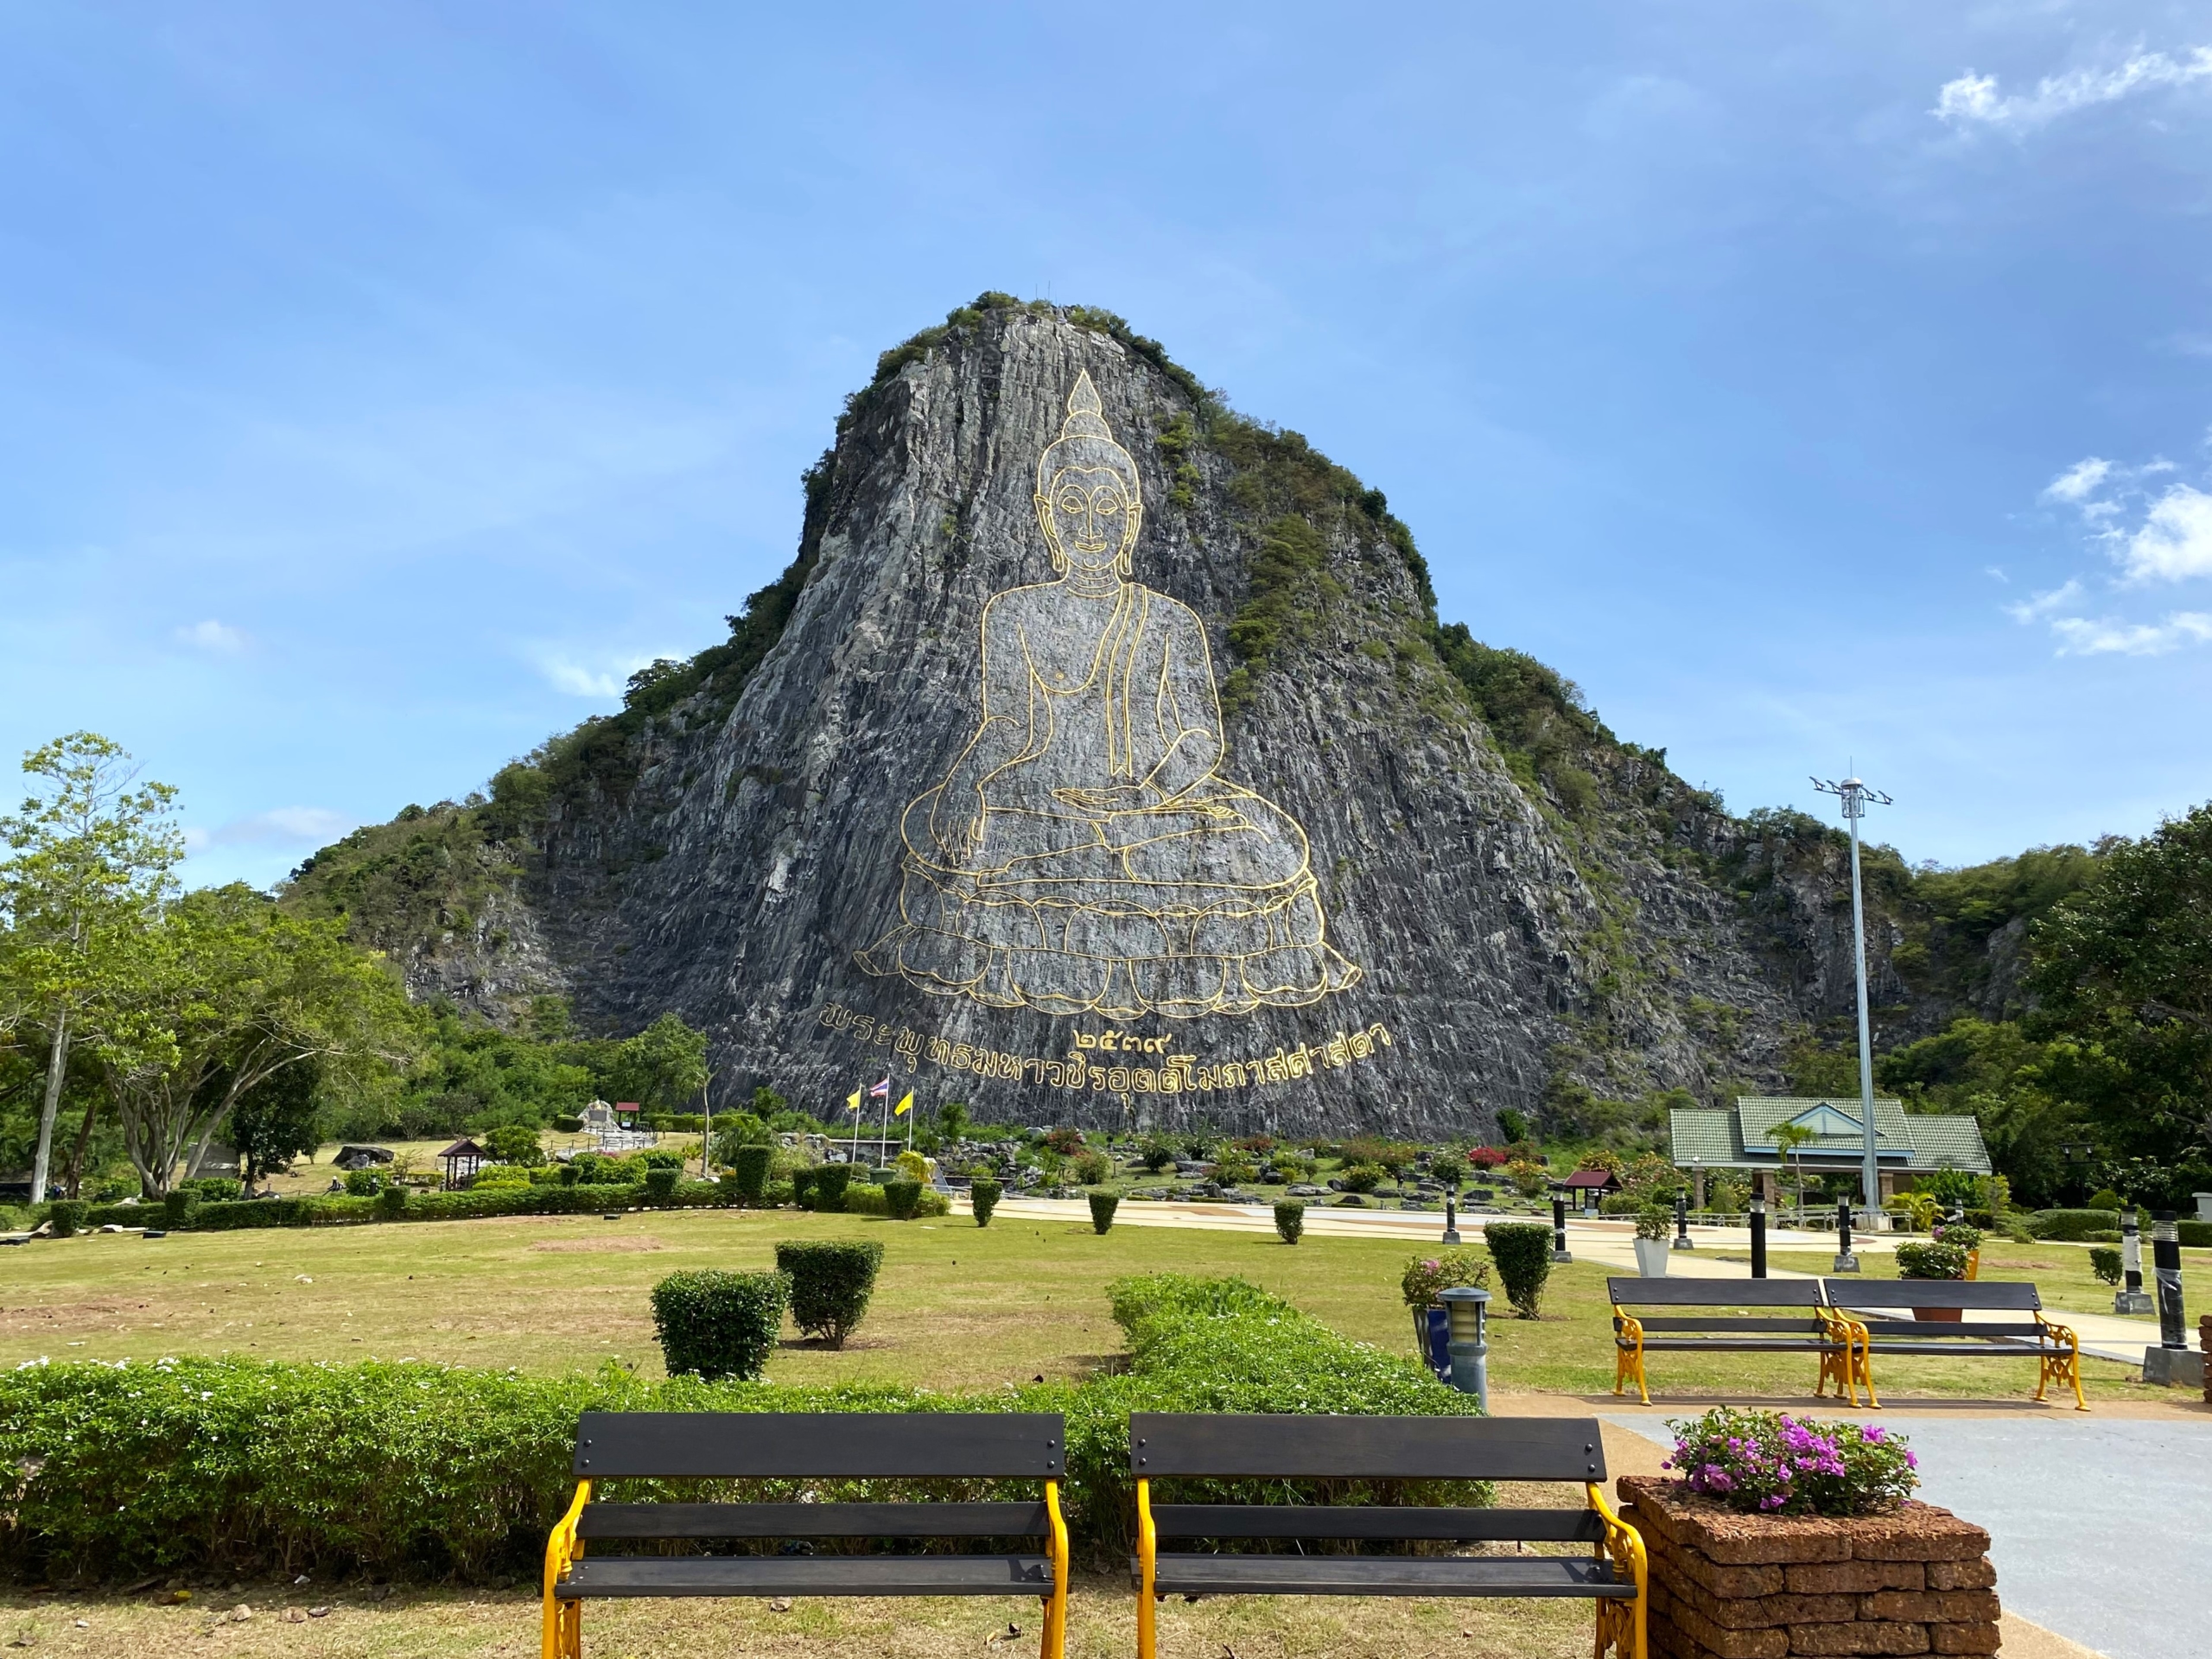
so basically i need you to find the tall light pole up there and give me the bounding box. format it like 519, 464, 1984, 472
1812, 772, 1892, 1216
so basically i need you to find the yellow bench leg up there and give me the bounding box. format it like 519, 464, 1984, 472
1136, 1478, 1157, 1659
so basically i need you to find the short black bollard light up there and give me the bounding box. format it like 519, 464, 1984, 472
1550, 1195, 1572, 1264
1438, 1286, 1491, 1412
1833, 1198, 1859, 1274
2116, 1207, 2154, 1314
1441, 1189, 1461, 1247
1673, 1192, 1695, 1251
2137, 1211, 2205, 1386
1749, 1193, 1767, 1279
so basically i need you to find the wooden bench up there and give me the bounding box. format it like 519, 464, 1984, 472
1607, 1279, 1859, 1407
1128, 1413, 1645, 1659
1824, 1280, 2086, 1411
543, 1412, 1068, 1659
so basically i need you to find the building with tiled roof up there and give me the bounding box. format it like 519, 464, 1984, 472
1669, 1097, 1990, 1205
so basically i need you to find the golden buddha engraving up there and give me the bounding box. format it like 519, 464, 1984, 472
856, 372, 1361, 1020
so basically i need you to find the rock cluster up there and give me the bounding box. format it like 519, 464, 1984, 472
1618, 1476, 2000, 1659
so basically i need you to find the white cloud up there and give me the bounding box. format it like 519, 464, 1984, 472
2051, 612, 2212, 656
175, 618, 247, 652
2118, 483, 2212, 582
2004, 579, 2083, 623
1936, 47, 2212, 129
530, 647, 671, 699
2042, 458, 2111, 504
183, 805, 356, 853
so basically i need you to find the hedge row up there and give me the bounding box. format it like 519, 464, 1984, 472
0, 1274, 1465, 1583
2025, 1208, 2212, 1246
55, 1179, 836, 1235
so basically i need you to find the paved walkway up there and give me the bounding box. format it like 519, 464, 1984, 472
1606, 1410, 2202, 1659
989, 1198, 2162, 1363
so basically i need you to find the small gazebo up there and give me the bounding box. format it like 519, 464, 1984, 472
1556, 1167, 1624, 1213
437, 1137, 489, 1191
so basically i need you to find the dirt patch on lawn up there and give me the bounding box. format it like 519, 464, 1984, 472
527, 1237, 666, 1254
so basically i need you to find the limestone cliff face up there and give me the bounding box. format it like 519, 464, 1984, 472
293, 301, 2018, 1135
499, 305, 1819, 1135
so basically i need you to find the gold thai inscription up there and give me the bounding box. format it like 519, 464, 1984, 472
814, 1001, 1390, 1095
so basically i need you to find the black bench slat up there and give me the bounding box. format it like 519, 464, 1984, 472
1848, 1322, 2047, 1340
1128, 1414, 1605, 1482
573, 1412, 1063, 1478
1608, 1279, 1827, 1307
1635, 1338, 1835, 1351
1859, 1340, 2047, 1355
1629, 1318, 1832, 1333
1829, 1282, 2043, 1312
1150, 1505, 1604, 1542
1143, 1554, 1633, 1599
577, 1502, 1048, 1540
556, 1554, 1052, 1599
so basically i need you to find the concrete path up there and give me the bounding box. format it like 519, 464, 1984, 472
988, 1198, 2163, 1364
1606, 1411, 2204, 1659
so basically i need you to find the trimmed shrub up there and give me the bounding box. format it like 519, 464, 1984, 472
649, 1269, 791, 1382
341, 1168, 385, 1197
551, 1114, 584, 1134
1483, 1222, 1553, 1319
789, 1166, 819, 1208
1089, 1192, 1119, 1235
376, 1185, 408, 1220
883, 1179, 923, 1220
47, 1200, 88, 1237
840, 1182, 950, 1219
643, 1168, 681, 1204
556, 1162, 582, 1186
162, 1190, 201, 1228
774, 1240, 884, 1349
2089, 1246, 2123, 1286
2025, 1208, 2121, 1242
970, 1178, 1001, 1226
1274, 1200, 1305, 1243
1339, 1162, 1384, 1194
2183, 1220, 2212, 1249
732, 1145, 772, 1201
811, 1164, 854, 1214
1401, 1249, 1489, 1307
181, 1177, 240, 1203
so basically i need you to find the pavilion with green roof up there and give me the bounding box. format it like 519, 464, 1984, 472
1669, 1096, 1991, 1211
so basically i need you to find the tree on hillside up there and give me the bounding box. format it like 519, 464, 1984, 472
606, 1013, 709, 1114
2028, 802, 2212, 1203
100, 884, 416, 1194
226, 1057, 326, 1188
0, 734, 181, 1202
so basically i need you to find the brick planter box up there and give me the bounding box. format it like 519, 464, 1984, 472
1618, 1475, 1999, 1658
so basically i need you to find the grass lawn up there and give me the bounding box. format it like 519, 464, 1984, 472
0, 1206, 2163, 1402
0, 1577, 1610, 1659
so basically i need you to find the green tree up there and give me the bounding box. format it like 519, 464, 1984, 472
226, 1056, 325, 1187
0, 734, 181, 1202
606, 1013, 709, 1114
2028, 803, 2212, 1202
100, 885, 416, 1194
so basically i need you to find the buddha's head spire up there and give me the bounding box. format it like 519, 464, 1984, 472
1036, 370, 1142, 580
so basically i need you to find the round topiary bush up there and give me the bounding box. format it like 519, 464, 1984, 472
1089, 1192, 1119, 1235
1274, 1200, 1306, 1244
649, 1268, 791, 1381
1483, 1222, 1554, 1319
773, 1239, 885, 1349
377, 1184, 409, 1220
732, 1145, 772, 1203
970, 1178, 1001, 1227
46, 1200, 87, 1238
644, 1167, 681, 1204
884, 1179, 923, 1220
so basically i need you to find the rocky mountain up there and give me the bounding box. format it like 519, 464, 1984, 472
283, 296, 2087, 1138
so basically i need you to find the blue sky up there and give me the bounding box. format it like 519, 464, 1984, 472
3, 3, 2208, 888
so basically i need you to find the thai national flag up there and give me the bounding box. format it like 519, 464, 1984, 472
868, 1075, 892, 1099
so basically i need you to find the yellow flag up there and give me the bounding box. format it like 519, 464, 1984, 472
893, 1090, 913, 1116
846, 1089, 862, 1113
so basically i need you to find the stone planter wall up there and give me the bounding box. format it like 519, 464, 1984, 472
1618, 1476, 1999, 1659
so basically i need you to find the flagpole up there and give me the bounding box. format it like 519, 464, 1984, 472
850, 1086, 862, 1166
877, 1076, 893, 1166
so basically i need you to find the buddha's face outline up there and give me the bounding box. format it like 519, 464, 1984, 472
1036, 465, 1140, 579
